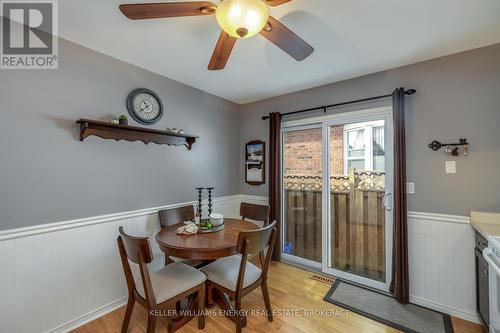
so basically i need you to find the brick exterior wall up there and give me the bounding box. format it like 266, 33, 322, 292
329, 126, 344, 176
283, 126, 345, 177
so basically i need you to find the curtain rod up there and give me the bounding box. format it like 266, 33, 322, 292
261, 89, 416, 120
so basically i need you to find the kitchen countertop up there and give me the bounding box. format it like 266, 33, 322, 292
470, 210, 500, 243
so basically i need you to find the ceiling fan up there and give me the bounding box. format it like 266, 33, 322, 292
119, 0, 314, 70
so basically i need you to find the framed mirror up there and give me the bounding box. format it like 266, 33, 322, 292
245, 140, 265, 185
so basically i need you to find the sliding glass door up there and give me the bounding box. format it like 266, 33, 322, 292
322, 112, 393, 291
281, 125, 323, 268
282, 108, 393, 291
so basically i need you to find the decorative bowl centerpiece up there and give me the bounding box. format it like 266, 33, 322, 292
210, 213, 224, 227
198, 213, 225, 233
194, 187, 224, 233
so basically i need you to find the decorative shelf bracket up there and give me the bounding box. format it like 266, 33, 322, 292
76, 119, 198, 150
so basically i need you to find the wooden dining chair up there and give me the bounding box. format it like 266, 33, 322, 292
201, 221, 277, 333
158, 205, 205, 267
239, 203, 271, 262
117, 227, 206, 333
240, 202, 270, 226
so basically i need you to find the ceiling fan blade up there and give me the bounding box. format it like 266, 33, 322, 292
208, 31, 237, 70
264, 0, 291, 6
119, 2, 217, 20
260, 16, 314, 61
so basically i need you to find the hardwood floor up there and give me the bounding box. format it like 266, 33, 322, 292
73, 262, 485, 333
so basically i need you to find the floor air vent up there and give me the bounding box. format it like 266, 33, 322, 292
310, 274, 335, 285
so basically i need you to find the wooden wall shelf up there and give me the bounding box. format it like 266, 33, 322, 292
76, 119, 198, 150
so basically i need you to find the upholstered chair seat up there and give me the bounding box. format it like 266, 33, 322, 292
201, 255, 262, 292
129, 258, 206, 303
117, 227, 206, 333
202, 221, 277, 333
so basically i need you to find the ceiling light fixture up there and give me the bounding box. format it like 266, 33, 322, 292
119, 0, 314, 70
215, 0, 269, 39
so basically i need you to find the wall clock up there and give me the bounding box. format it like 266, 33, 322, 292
126, 88, 163, 125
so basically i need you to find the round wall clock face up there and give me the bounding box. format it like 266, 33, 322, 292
126, 88, 163, 124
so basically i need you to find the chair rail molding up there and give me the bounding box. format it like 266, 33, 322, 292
0, 194, 242, 333
237, 196, 477, 322
408, 210, 477, 323
0, 194, 478, 333
0, 195, 241, 241
407, 211, 470, 224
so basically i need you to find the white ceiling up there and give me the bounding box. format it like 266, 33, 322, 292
58, 0, 500, 104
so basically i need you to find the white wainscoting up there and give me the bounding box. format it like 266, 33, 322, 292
0, 195, 241, 333
407, 211, 478, 323
240, 197, 479, 323
0, 195, 478, 333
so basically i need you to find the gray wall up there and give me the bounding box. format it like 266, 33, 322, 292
2, 35, 499, 230
0, 37, 240, 231
239, 43, 500, 216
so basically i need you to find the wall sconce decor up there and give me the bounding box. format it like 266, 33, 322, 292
428, 138, 469, 156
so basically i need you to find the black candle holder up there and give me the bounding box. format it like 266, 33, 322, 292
206, 187, 214, 217
195, 187, 204, 218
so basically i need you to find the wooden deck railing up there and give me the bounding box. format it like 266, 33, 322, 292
284, 170, 386, 282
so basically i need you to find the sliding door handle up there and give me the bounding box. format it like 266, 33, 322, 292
383, 193, 392, 212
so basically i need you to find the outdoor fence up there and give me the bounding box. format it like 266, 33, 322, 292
284, 170, 386, 281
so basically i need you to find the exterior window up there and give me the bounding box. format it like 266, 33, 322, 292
346, 129, 365, 171
343, 121, 385, 173
372, 126, 385, 171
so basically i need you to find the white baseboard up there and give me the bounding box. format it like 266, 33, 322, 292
43, 284, 481, 333
0, 194, 478, 332
410, 295, 480, 324
0, 195, 241, 333
236, 198, 477, 325
46, 297, 128, 333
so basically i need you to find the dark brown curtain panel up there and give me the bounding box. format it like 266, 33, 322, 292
389, 87, 409, 304
268, 112, 282, 261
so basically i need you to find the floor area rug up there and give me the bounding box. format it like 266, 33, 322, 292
324, 280, 454, 333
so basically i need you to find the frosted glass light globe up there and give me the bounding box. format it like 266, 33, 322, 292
216, 0, 269, 39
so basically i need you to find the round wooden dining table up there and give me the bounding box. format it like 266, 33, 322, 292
155, 218, 258, 260
156, 218, 260, 327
